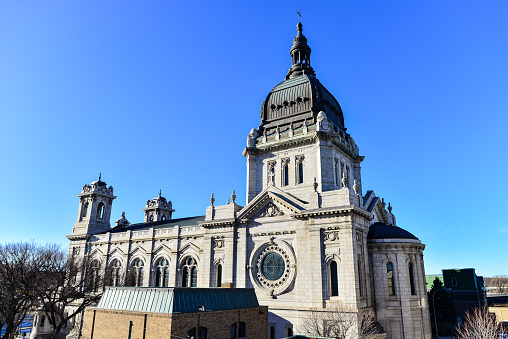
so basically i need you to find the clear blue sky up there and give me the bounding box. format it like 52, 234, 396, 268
1, 1, 507, 277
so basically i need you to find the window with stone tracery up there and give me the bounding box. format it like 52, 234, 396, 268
110, 259, 122, 287
155, 258, 170, 287
97, 202, 105, 219
89, 260, 101, 292
130, 258, 144, 287
181, 257, 198, 287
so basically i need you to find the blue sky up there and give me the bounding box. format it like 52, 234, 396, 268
0, 1, 507, 277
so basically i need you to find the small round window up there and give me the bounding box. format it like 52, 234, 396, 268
262, 252, 285, 281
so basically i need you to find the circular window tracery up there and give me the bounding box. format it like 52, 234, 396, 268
262, 252, 285, 281
254, 244, 293, 293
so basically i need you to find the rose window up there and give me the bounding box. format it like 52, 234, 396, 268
256, 245, 292, 289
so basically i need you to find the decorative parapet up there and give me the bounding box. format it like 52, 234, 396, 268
81, 183, 114, 196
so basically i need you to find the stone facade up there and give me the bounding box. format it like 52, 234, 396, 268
32, 22, 432, 339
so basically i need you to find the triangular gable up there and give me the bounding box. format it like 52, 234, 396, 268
108, 247, 125, 257
370, 197, 389, 225
153, 244, 172, 256
237, 186, 307, 220
179, 241, 200, 254
129, 246, 148, 256
89, 247, 104, 259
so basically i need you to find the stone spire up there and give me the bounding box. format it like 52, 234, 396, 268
287, 21, 315, 79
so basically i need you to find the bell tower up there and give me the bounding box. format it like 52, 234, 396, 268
70, 174, 116, 236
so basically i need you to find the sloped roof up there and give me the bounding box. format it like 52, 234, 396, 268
96, 287, 260, 314
101, 215, 205, 234
367, 222, 418, 240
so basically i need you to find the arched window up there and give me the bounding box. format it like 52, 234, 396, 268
97, 203, 105, 219
82, 202, 89, 218
89, 260, 101, 292
330, 260, 339, 296
270, 326, 275, 339
409, 263, 416, 295
155, 258, 170, 287
216, 264, 222, 287
387, 262, 395, 296
110, 259, 122, 287
287, 327, 293, 336
335, 160, 340, 187
130, 259, 144, 287
149, 215, 154, 222
358, 255, 364, 296
283, 163, 289, 186
161, 215, 166, 221
182, 257, 198, 287
298, 161, 304, 184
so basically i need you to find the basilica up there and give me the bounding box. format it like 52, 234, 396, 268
53, 22, 430, 339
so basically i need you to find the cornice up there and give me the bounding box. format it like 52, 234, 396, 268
294, 205, 373, 220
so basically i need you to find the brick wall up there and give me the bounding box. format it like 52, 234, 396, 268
82, 306, 268, 339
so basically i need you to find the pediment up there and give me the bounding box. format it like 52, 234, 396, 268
179, 241, 199, 254
89, 247, 104, 259
153, 244, 172, 256
237, 186, 307, 221
108, 246, 125, 257
129, 246, 147, 256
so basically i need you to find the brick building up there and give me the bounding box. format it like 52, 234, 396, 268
81, 286, 268, 339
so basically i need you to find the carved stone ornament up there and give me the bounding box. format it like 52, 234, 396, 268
213, 239, 225, 249
259, 202, 284, 218
324, 230, 339, 242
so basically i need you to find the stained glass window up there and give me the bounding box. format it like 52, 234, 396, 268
262, 252, 285, 281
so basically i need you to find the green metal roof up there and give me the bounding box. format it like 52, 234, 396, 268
96, 287, 260, 314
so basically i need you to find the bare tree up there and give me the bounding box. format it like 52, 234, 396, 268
0, 242, 42, 339
299, 305, 382, 339
490, 275, 508, 294
456, 306, 506, 339
36, 245, 103, 339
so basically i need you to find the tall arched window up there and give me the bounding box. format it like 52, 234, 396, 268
335, 160, 340, 187
82, 202, 89, 218
181, 257, 198, 287
330, 260, 339, 296
216, 264, 222, 287
161, 215, 166, 221
110, 259, 122, 287
409, 263, 416, 295
155, 258, 170, 287
89, 260, 101, 292
149, 215, 154, 222
287, 327, 293, 337
97, 203, 105, 219
387, 262, 395, 296
283, 163, 289, 186
130, 259, 144, 287
358, 255, 364, 296
298, 162, 304, 184
270, 326, 275, 339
